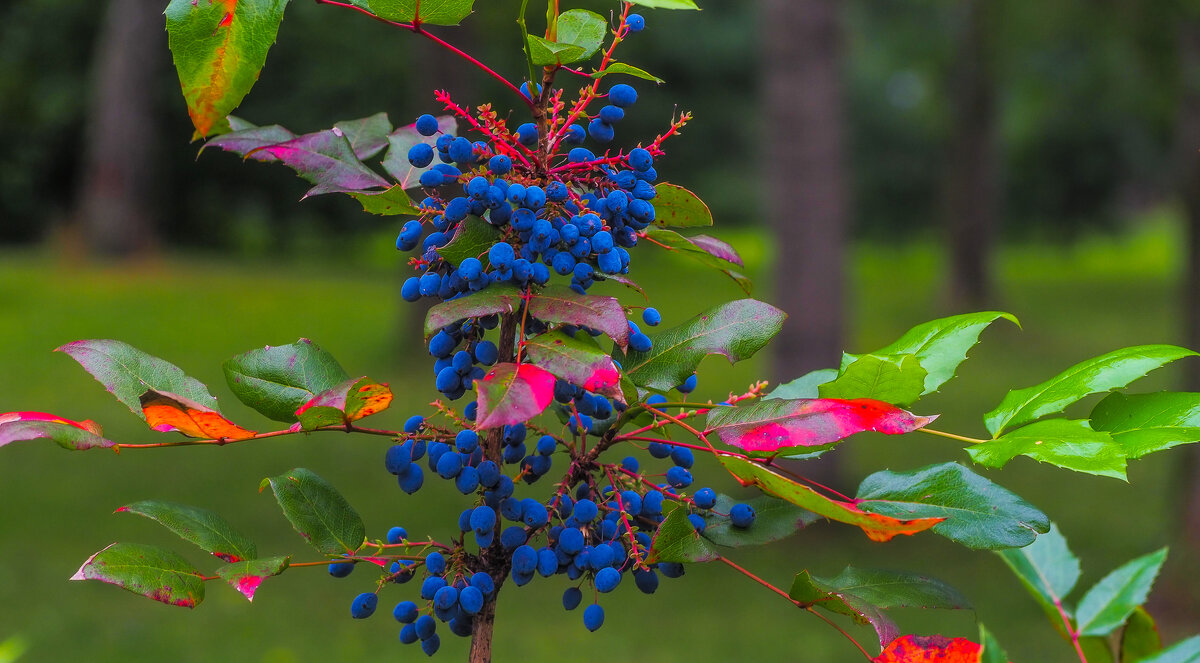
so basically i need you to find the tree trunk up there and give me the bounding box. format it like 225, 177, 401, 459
73, 0, 160, 258
762, 0, 848, 381
943, 0, 999, 309
467, 599, 497, 663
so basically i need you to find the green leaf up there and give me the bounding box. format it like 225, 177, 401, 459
621, 299, 785, 391
334, 112, 393, 160
474, 363, 556, 429
425, 285, 524, 338
984, 345, 1198, 437
57, 339, 219, 420
819, 354, 928, 406
0, 417, 114, 451
380, 115, 457, 188
294, 377, 392, 429
968, 418, 1127, 480
642, 228, 750, 293
260, 468, 365, 555
856, 462, 1051, 550
166, 0, 291, 139
348, 185, 421, 216
650, 502, 718, 563
767, 369, 838, 400
1082, 638, 1117, 663
653, 184, 713, 228
524, 330, 624, 403
215, 556, 290, 601
526, 285, 631, 348
701, 494, 821, 547
996, 522, 1080, 633
71, 542, 204, 608
1076, 548, 1167, 636
437, 216, 502, 266
527, 10, 606, 65
118, 500, 257, 563
591, 62, 664, 84
978, 624, 1010, 663
1121, 607, 1163, 662
223, 339, 351, 423
1091, 392, 1200, 459
1136, 636, 1200, 663
366, 0, 474, 25
629, 0, 700, 8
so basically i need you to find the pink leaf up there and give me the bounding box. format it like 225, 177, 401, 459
706, 398, 937, 454
475, 363, 556, 429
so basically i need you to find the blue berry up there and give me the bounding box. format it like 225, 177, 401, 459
433, 585, 458, 612
404, 415, 426, 433
573, 499, 598, 524
500, 525, 527, 550
516, 123, 539, 146
730, 503, 756, 528
420, 575, 447, 601
559, 527, 585, 554
471, 571, 495, 596
594, 567, 621, 593
328, 558, 354, 578
630, 332, 652, 353
488, 154, 512, 174
621, 456, 640, 473
415, 614, 437, 640
455, 429, 480, 453
659, 562, 685, 578
398, 464, 425, 494
387, 526, 408, 544
633, 568, 659, 594
512, 544, 538, 575
400, 623, 419, 644
415, 114, 440, 136
598, 105, 624, 123
459, 585, 484, 615
520, 81, 542, 101
678, 373, 698, 393
408, 143, 435, 167
588, 118, 615, 143
448, 136, 474, 163
642, 307, 662, 326
647, 441, 671, 458
628, 147, 653, 172
470, 505, 497, 535
625, 13, 645, 32
693, 487, 717, 510
426, 551, 447, 575
671, 446, 694, 468
350, 592, 378, 619
583, 603, 605, 631
666, 466, 693, 488
563, 124, 587, 145
563, 587, 583, 610
688, 513, 707, 533
454, 466, 479, 493
421, 633, 441, 655
394, 600, 419, 623
400, 277, 421, 301
489, 242, 515, 269
608, 84, 637, 107
474, 340, 499, 365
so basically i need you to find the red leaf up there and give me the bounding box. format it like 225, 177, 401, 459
706, 398, 937, 454
140, 391, 256, 440
0, 412, 113, 450
475, 363, 556, 429
874, 635, 982, 663
0, 411, 102, 435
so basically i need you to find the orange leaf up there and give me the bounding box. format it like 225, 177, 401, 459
141, 391, 255, 440
0, 411, 103, 436
294, 377, 393, 429
875, 635, 982, 663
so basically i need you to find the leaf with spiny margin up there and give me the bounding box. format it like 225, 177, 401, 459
349, 185, 421, 216
57, 339, 218, 420
1121, 607, 1163, 662
244, 129, 390, 198
874, 635, 981, 662
650, 502, 718, 563
474, 363, 556, 429
856, 462, 1050, 550
820, 354, 928, 406
367, 0, 474, 25
983, 345, 1198, 437
791, 569, 896, 648
705, 397, 936, 455
701, 494, 821, 547
437, 216, 502, 265
165, 0, 291, 139
260, 468, 365, 555
719, 456, 943, 542
978, 624, 1010, 663
527, 10, 606, 65
71, 542, 204, 608
117, 500, 257, 563
968, 418, 1126, 480
1090, 392, 1200, 459
767, 369, 838, 400
1136, 636, 1200, 663
380, 115, 457, 188
595, 272, 649, 301
996, 522, 1080, 634
294, 377, 393, 429
223, 339, 352, 423
592, 62, 665, 84
843, 312, 1019, 396
621, 299, 784, 392
202, 120, 296, 161
1076, 548, 1167, 637
653, 184, 713, 228
527, 285, 630, 348
524, 330, 624, 403
642, 228, 751, 293
629, 0, 699, 8
334, 112, 392, 159
425, 286, 524, 338
215, 556, 289, 601
0, 413, 113, 450
140, 391, 257, 440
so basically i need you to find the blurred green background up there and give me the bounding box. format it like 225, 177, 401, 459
3, 0, 1200, 661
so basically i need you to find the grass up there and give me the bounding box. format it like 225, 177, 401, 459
0, 218, 1196, 662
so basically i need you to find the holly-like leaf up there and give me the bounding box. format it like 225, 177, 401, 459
524, 330, 624, 403
701, 494, 821, 547
978, 624, 1010, 663
141, 391, 257, 440
843, 312, 1019, 396
642, 228, 751, 293
474, 363, 556, 429
595, 272, 649, 301
203, 121, 296, 161
1090, 392, 1200, 459
1136, 636, 1200, 663
294, 377, 393, 429
873, 635, 981, 663
165, 0, 291, 139
334, 112, 392, 159
57, 339, 218, 420
720, 457, 944, 542
622, 299, 785, 392
968, 418, 1126, 480
215, 556, 289, 601
856, 462, 1050, 550
705, 398, 935, 455
244, 129, 390, 198
71, 542, 204, 608
526, 285, 631, 348
0, 413, 113, 450
687, 234, 743, 266
348, 185, 422, 216
591, 62, 665, 84
260, 468, 365, 555
117, 500, 257, 563
996, 522, 1080, 632
767, 369, 838, 400
820, 355, 929, 406
1076, 548, 1167, 637
223, 339, 351, 423
367, 0, 474, 25
650, 502, 718, 563
983, 345, 1197, 437
425, 285, 524, 337
436, 216, 502, 265
628, 0, 699, 8
1121, 607, 1163, 662
380, 115, 457, 187
653, 184, 713, 228
527, 9, 606, 65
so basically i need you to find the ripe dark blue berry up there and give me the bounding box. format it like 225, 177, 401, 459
608, 83, 638, 107
693, 487, 717, 510
731, 503, 756, 528
642, 307, 661, 326
625, 13, 645, 32
415, 114, 440, 136
594, 567, 621, 593
394, 600, 418, 623
459, 585, 484, 615
583, 603, 605, 631
328, 558, 354, 578
426, 551, 447, 575
350, 592, 378, 619
387, 526, 408, 544
563, 587, 583, 610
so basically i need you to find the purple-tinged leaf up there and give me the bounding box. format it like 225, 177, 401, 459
203, 122, 296, 161
141, 390, 257, 440
381, 114, 457, 188
642, 228, 751, 293
116, 500, 257, 563
650, 502, 718, 563
71, 542, 204, 608
57, 339, 218, 420
247, 129, 390, 198
706, 397, 935, 454
526, 285, 631, 348
701, 493, 821, 547
294, 377, 393, 429
524, 330, 624, 404
474, 363, 556, 429
0, 413, 113, 450
334, 112, 393, 159
259, 468, 365, 555
215, 556, 290, 601
223, 339, 351, 423
652, 183, 713, 228
688, 234, 742, 266
425, 285, 525, 338
595, 272, 649, 301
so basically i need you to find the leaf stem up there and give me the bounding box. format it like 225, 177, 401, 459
918, 427, 989, 444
